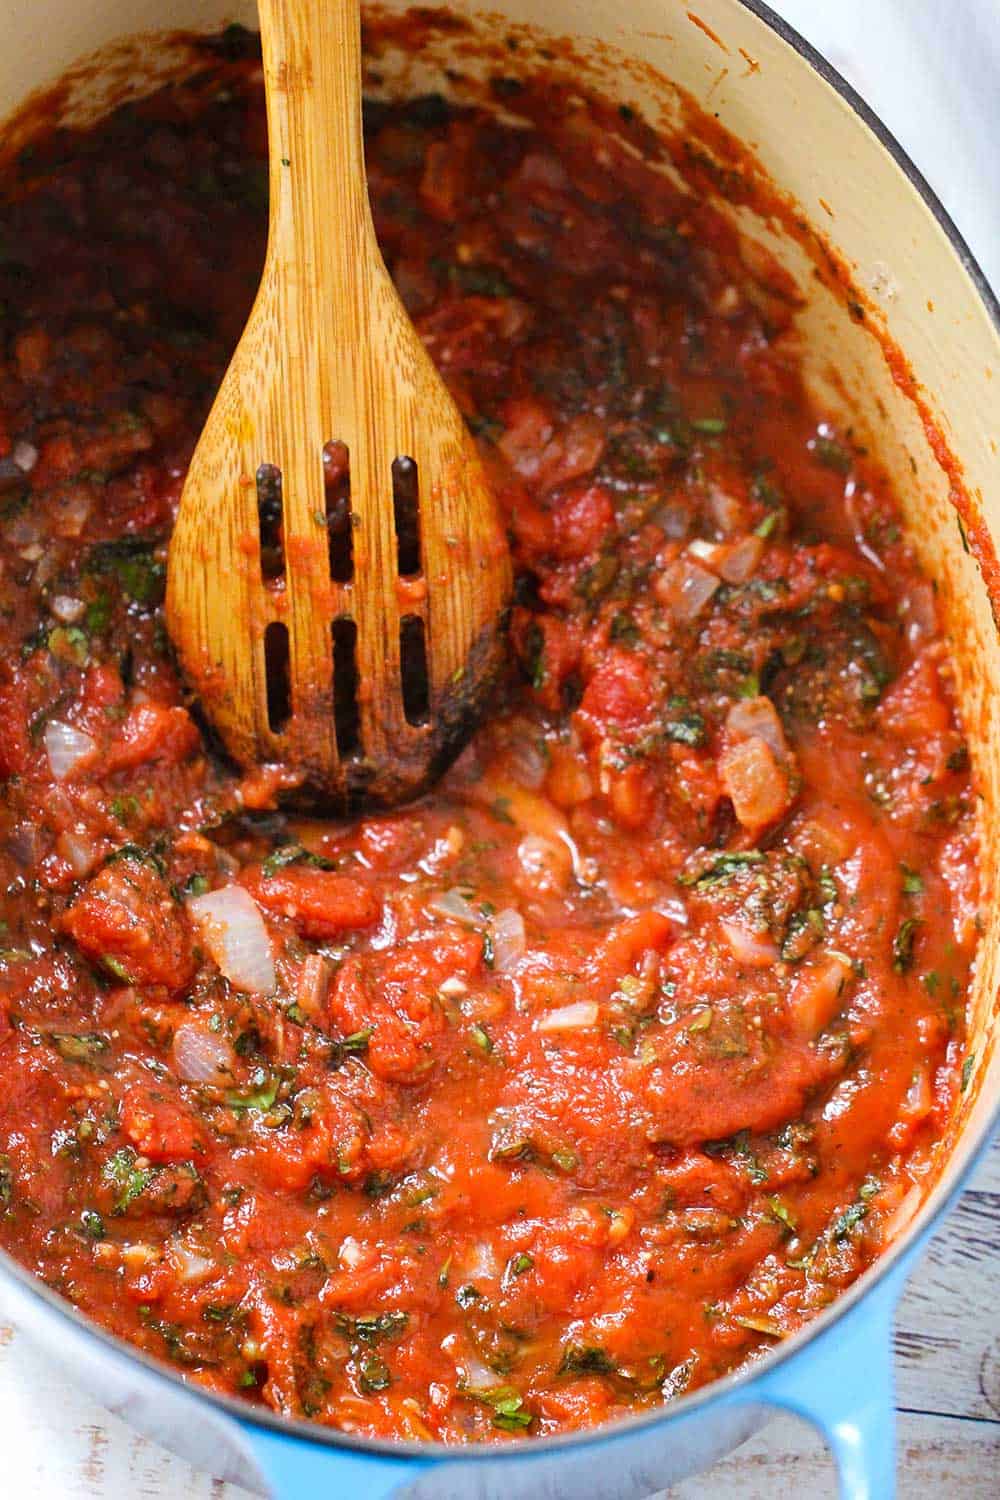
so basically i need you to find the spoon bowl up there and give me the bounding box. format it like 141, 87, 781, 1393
165, 0, 511, 809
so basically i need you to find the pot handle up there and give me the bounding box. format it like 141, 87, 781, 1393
241, 1423, 431, 1499
751, 1267, 903, 1500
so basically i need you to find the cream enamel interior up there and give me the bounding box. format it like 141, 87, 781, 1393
1, 0, 998, 1403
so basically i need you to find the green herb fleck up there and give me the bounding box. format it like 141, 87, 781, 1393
470, 1022, 493, 1054
48, 1032, 110, 1067
961, 1053, 975, 1092
358, 1353, 392, 1392
104, 1147, 155, 1213
261, 843, 335, 878
893, 917, 921, 973
80, 1208, 105, 1240
557, 1343, 616, 1377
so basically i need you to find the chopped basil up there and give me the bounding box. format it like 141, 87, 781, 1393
48, 1031, 110, 1066
85, 536, 165, 607
961, 1053, 975, 1092
766, 1196, 797, 1235
461, 1383, 533, 1431
261, 843, 335, 878
339, 1310, 408, 1345
85, 592, 112, 634
448, 263, 512, 298
80, 1208, 105, 1240
104, 1147, 156, 1213
781, 908, 824, 963
358, 1353, 392, 1392
470, 1022, 493, 1054
831, 1200, 867, 1240
812, 436, 853, 472
831, 1178, 879, 1241
558, 1343, 616, 1377
100, 955, 134, 983
754, 509, 782, 539
329, 1026, 373, 1068
48, 625, 89, 667
104, 842, 167, 877
224, 1071, 279, 1113
665, 709, 706, 747
679, 850, 765, 888
893, 917, 921, 973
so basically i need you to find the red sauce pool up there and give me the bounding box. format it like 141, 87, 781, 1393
0, 29, 979, 1442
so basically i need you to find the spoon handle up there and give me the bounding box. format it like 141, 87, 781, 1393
258, 0, 376, 298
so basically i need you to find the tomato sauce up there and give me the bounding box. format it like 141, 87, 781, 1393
0, 28, 980, 1442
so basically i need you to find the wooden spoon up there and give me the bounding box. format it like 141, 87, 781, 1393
166, 0, 511, 809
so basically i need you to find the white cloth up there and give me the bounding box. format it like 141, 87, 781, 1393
774, 0, 1000, 293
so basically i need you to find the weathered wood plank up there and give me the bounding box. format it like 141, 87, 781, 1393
894, 1144, 1000, 1423
1, 1137, 998, 1496
669, 1410, 1000, 1497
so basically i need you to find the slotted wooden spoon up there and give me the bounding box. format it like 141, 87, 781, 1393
166, 0, 511, 809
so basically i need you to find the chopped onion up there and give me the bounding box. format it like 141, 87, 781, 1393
44, 720, 96, 780
188, 885, 276, 994
169, 1241, 216, 1284
6, 513, 40, 549
788, 950, 854, 1037
56, 829, 99, 878
901, 1066, 933, 1123
706, 483, 744, 535
54, 487, 92, 538
726, 696, 788, 758
7, 822, 41, 868
720, 736, 791, 831
173, 1022, 236, 1084
686, 537, 723, 567
339, 1236, 372, 1271
650, 499, 690, 539
445, 1342, 497, 1393
720, 534, 764, 583
902, 579, 938, 642
488, 908, 526, 972
655, 556, 719, 621
12, 440, 38, 473
538, 1000, 600, 1032
505, 732, 547, 789
518, 832, 571, 887
427, 886, 480, 927
50, 594, 86, 624
720, 919, 779, 968
464, 1241, 501, 1281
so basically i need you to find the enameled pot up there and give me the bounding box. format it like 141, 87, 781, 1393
1, 4, 998, 1497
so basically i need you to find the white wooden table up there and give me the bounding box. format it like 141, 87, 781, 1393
2, 1137, 997, 1498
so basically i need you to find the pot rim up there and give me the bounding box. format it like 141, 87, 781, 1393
2, 0, 998, 1470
